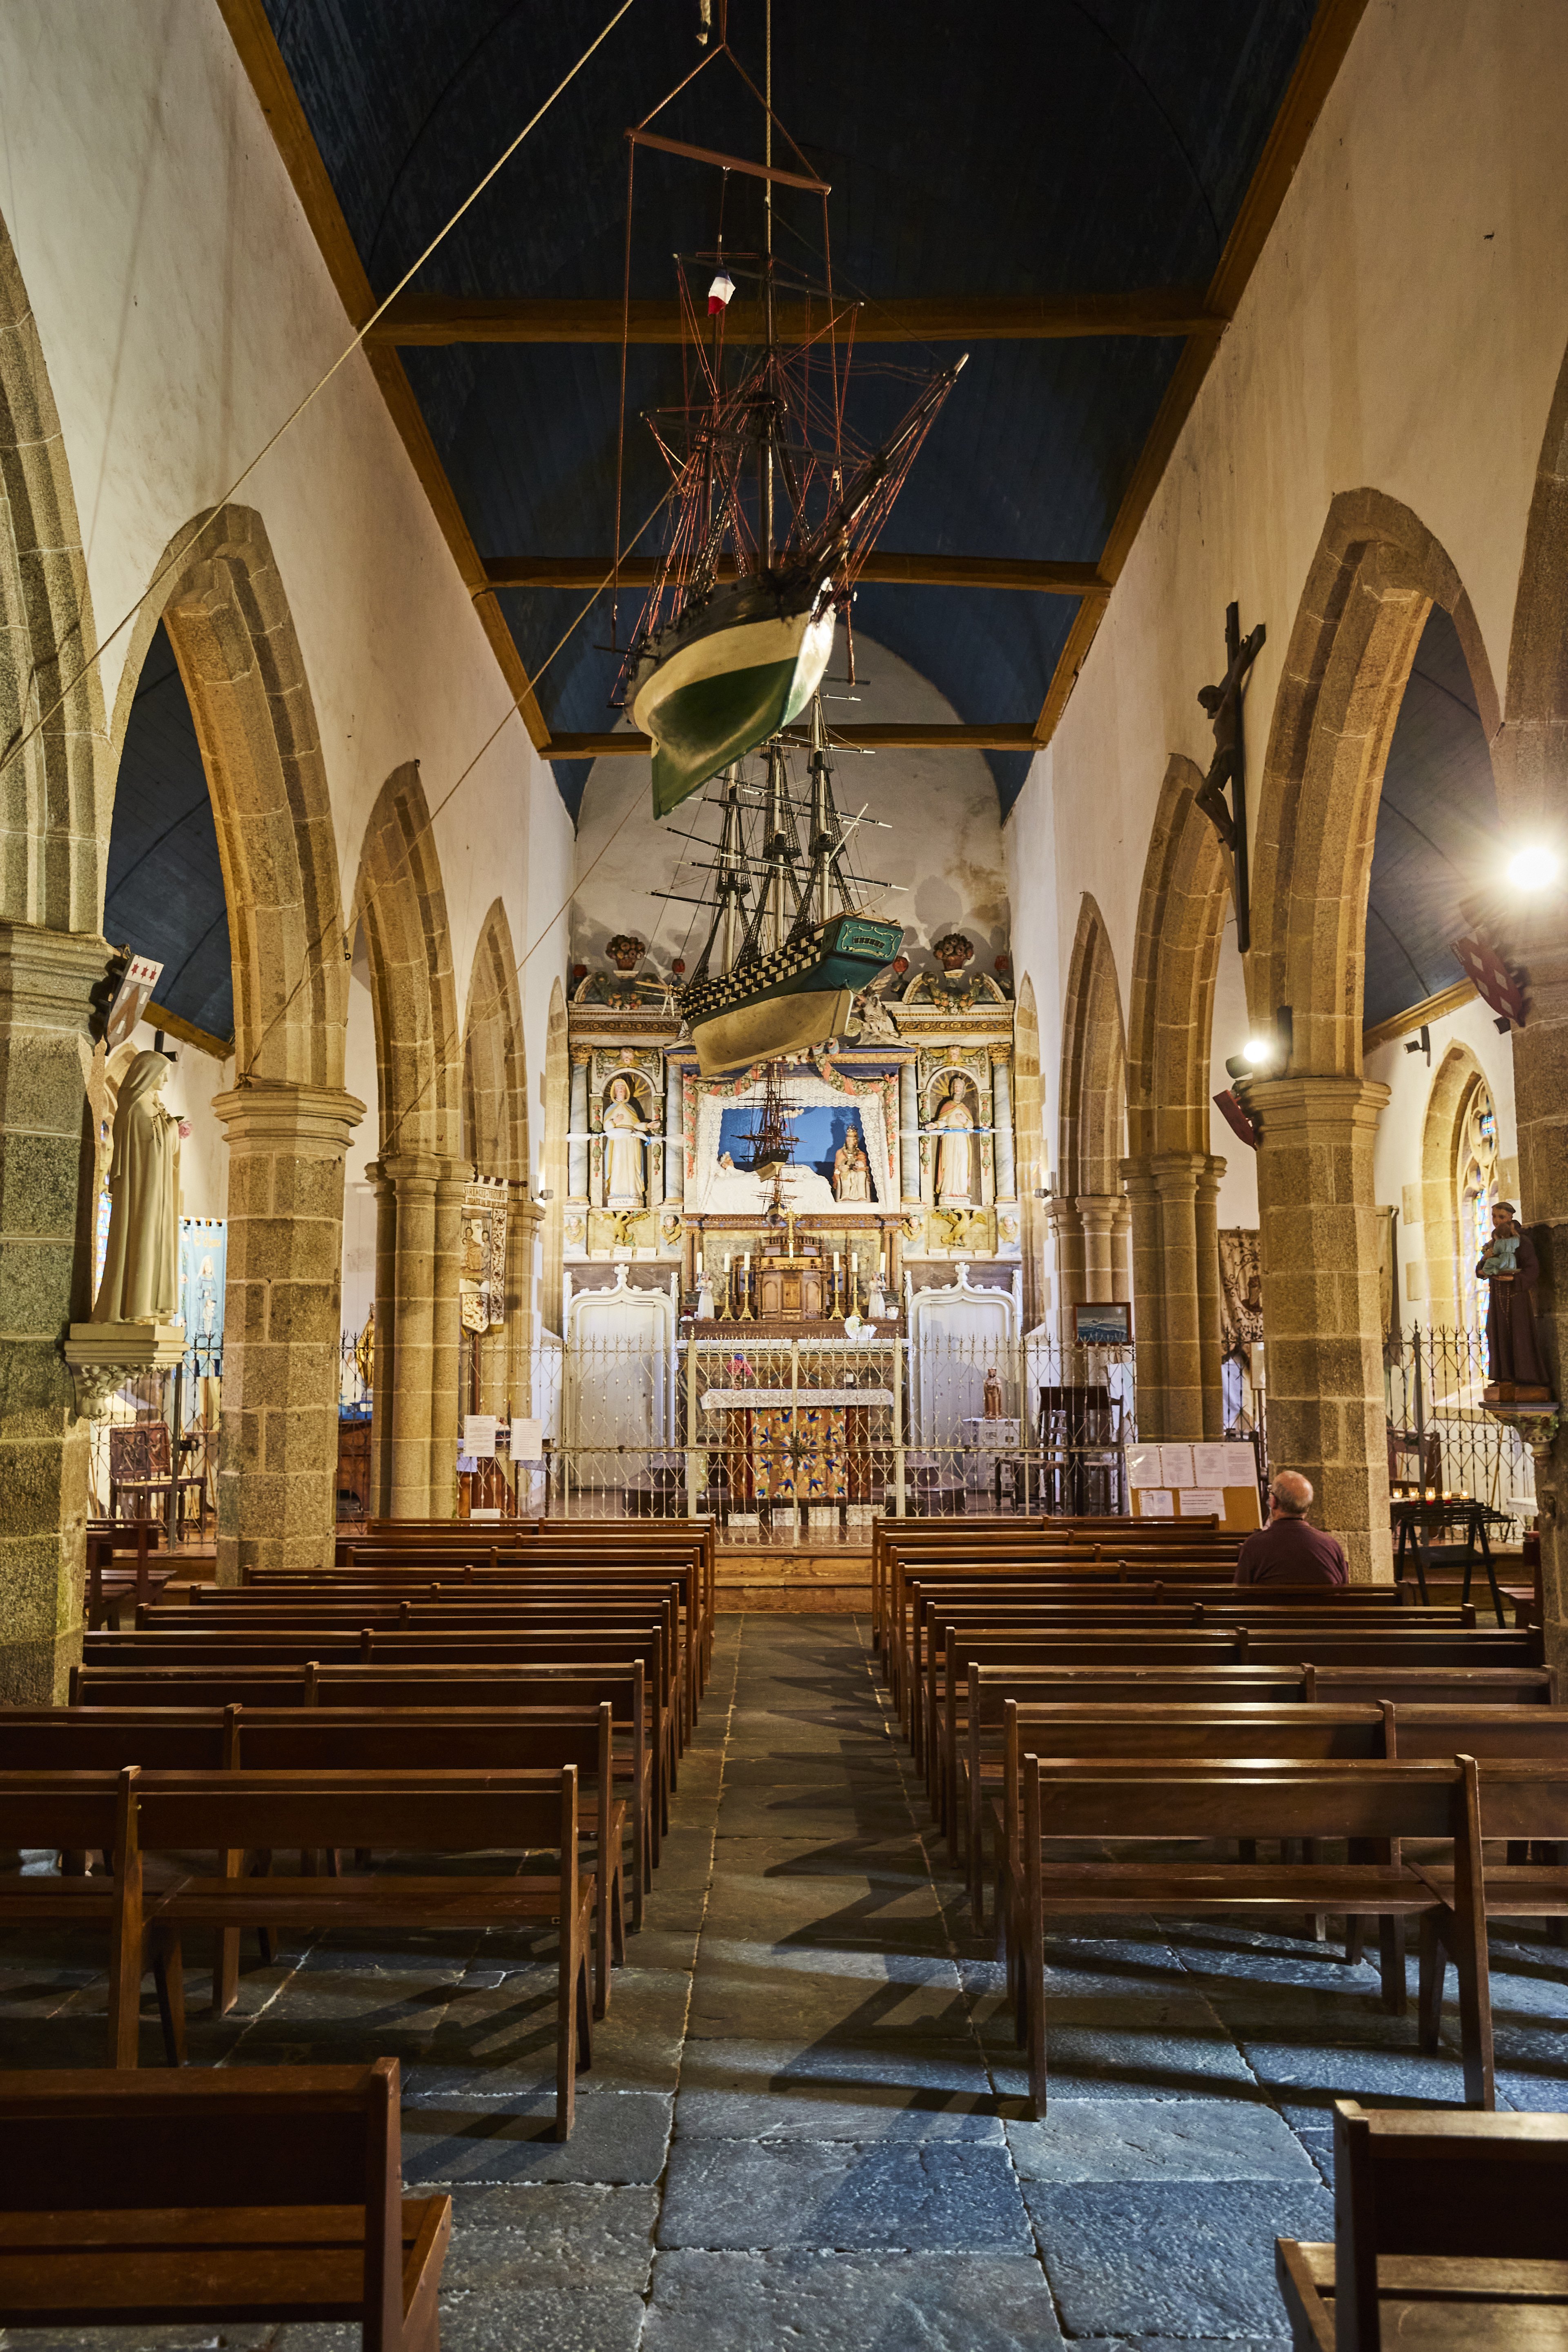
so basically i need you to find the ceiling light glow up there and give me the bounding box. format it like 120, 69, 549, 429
1506, 844, 1561, 891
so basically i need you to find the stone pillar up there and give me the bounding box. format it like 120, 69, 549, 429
369, 1165, 397, 1517
1120, 1156, 1165, 1439
1077, 1195, 1118, 1303
504, 1194, 543, 1425
211, 1080, 365, 1581
568, 1053, 590, 1200
1499, 895, 1568, 1668
1249, 1074, 1392, 1584
1049, 1198, 1085, 1345
899, 1061, 920, 1200
1152, 1154, 1203, 1440
663, 1059, 684, 1205
372, 1149, 439, 1519
991, 1053, 1016, 1199
430, 1169, 465, 1514
0, 922, 110, 1698
1196, 1154, 1226, 1440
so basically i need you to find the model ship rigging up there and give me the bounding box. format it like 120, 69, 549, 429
611, 15, 960, 1073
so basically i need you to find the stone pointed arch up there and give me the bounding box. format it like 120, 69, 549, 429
0, 203, 112, 1694
1122, 757, 1232, 1439
355, 762, 463, 1519
1243, 490, 1499, 1583
462, 897, 538, 1419
1250, 488, 1500, 1076
463, 898, 529, 1182
354, 762, 462, 1163
1055, 896, 1129, 1327
1419, 1041, 1491, 1335
0, 207, 110, 932
111, 504, 350, 1088
1497, 338, 1568, 1658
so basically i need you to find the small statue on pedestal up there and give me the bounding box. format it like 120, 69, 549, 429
982, 1366, 1004, 1419
92, 1050, 180, 1325
1477, 1202, 1551, 1400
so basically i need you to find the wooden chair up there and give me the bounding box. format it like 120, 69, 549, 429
1276, 2100, 1568, 2350
108, 1422, 205, 1541
0, 2058, 450, 2350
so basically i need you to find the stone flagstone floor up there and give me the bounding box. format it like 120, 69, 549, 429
4, 1612, 1568, 2349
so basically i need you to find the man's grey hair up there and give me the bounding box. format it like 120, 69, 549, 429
1270, 1470, 1313, 1517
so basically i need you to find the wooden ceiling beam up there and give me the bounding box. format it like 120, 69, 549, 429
368, 288, 1225, 347
1031, 0, 1372, 751
487, 553, 1108, 595
546, 724, 1039, 759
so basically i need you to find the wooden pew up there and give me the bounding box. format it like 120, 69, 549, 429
1017, 1759, 1459, 2115
83, 1625, 679, 1800
1412, 1755, 1568, 2107
70, 1660, 659, 1895
1276, 2100, 1568, 2350
0, 1703, 629, 2022
130, 1762, 595, 2132
0, 1772, 182, 2067
0, 2058, 450, 2349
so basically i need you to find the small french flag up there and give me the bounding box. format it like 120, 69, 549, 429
708, 269, 736, 316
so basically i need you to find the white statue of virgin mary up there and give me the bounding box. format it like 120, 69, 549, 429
92, 1050, 181, 1325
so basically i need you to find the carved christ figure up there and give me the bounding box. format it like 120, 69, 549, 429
833, 1125, 871, 1203
1196, 613, 1266, 849
933, 1079, 975, 1204
602, 1076, 649, 1207
92, 1049, 180, 1324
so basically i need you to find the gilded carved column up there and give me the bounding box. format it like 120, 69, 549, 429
1195, 1153, 1226, 1440
1249, 1074, 1392, 1584
211, 1079, 365, 1579
568, 1052, 590, 1200
664, 1060, 684, 1205
0, 922, 111, 1696
991, 1050, 1016, 1199
899, 1061, 920, 1201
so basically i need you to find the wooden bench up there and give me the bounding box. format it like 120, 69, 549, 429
1412, 1755, 1568, 2107
1016, 1758, 1460, 2115
1276, 2100, 1568, 2350
83, 1624, 679, 1799
0, 1702, 628, 2024
0, 2058, 450, 2350
0, 1772, 183, 2066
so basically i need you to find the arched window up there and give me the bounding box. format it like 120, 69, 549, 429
1458, 1082, 1499, 1330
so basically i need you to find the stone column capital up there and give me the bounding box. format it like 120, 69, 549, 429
211, 1079, 365, 1156
363, 1146, 451, 1194
1246, 1073, 1390, 1139
0, 920, 113, 1027
1149, 1149, 1207, 1196
1199, 1152, 1227, 1194
1075, 1194, 1119, 1236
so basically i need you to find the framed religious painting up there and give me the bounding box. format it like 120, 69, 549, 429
1073, 1301, 1132, 1345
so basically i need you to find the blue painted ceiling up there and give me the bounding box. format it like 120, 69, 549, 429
1363, 603, 1498, 1034
259, 0, 1318, 818
104, 622, 234, 1045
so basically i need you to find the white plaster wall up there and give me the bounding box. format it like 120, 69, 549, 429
572, 631, 1010, 978
1003, 0, 1568, 1187
0, 0, 575, 1297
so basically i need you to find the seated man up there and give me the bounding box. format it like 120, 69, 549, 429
1234, 1469, 1348, 1586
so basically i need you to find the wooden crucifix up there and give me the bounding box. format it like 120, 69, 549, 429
1196, 601, 1266, 953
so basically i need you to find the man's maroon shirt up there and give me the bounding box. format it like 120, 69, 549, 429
1234, 1514, 1349, 1586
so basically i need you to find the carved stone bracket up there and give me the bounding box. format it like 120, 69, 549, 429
63, 1321, 187, 1422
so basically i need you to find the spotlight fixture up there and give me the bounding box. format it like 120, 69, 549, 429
1506, 844, 1561, 891
1403, 1023, 1432, 1064
1242, 1038, 1272, 1067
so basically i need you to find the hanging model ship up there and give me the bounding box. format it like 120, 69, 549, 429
653, 697, 905, 1075
610, 27, 962, 1070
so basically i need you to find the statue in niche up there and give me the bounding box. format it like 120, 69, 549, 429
1477, 1201, 1551, 1398
601, 1076, 649, 1207
92, 1050, 180, 1325
832, 1125, 871, 1203
933, 1078, 975, 1205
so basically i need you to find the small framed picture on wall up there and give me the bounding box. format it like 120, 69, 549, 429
1073, 1301, 1132, 1345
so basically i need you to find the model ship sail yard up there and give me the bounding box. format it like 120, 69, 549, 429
608, 30, 964, 1072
